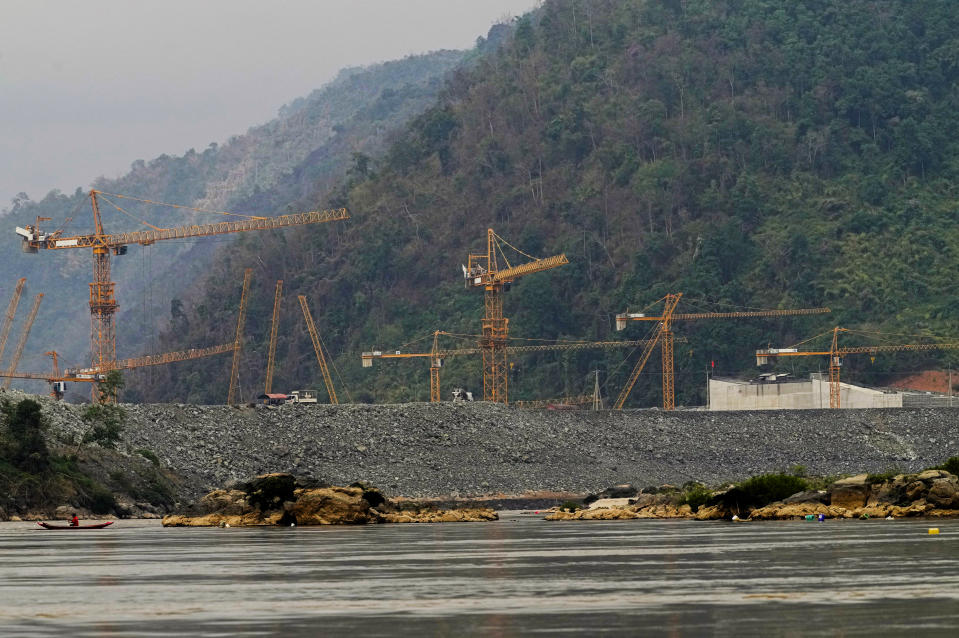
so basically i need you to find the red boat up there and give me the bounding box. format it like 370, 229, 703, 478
37, 521, 114, 530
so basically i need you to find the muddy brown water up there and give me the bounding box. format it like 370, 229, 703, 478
1, 515, 957, 636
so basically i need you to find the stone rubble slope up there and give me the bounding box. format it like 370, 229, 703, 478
24, 391, 958, 500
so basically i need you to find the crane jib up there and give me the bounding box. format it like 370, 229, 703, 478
28, 208, 350, 250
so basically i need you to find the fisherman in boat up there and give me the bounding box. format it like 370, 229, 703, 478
69, 513, 79, 527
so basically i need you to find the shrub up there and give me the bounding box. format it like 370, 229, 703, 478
935, 456, 959, 476
2, 399, 50, 472
85, 485, 116, 515
677, 482, 713, 512
559, 500, 581, 513
135, 449, 160, 466
866, 470, 900, 484
81, 405, 126, 449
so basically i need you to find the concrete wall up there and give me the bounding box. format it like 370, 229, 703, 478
709, 377, 902, 410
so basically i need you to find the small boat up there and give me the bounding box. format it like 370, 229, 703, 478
37, 521, 114, 530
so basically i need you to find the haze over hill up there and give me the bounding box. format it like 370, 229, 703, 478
0, 0, 538, 209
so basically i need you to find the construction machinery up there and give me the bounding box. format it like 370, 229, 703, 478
298, 295, 338, 404
2, 293, 43, 389
362, 331, 677, 403
463, 229, 568, 403
227, 269, 253, 404
756, 326, 959, 408
614, 294, 831, 409
264, 280, 283, 395
14, 190, 349, 380
0, 278, 27, 365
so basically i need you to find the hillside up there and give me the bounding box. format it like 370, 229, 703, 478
0, 51, 464, 394
100, 1, 959, 404
136, 0, 959, 406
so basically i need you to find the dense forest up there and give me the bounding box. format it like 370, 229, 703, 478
10, 1, 959, 407
0, 51, 464, 390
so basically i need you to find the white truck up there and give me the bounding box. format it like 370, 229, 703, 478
289, 390, 318, 404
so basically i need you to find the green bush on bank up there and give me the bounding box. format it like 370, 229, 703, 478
934, 456, 959, 476
717, 473, 809, 513
676, 482, 713, 512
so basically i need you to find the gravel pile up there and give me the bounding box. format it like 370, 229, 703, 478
18, 389, 959, 500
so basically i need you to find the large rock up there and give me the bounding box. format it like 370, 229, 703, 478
917, 469, 951, 482
926, 478, 959, 508
783, 490, 827, 505
749, 503, 850, 520
381, 509, 498, 523
829, 474, 870, 509
583, 484, 638, 506
547, 503, 691, 521
162, 474, 497, 527
289, 486, 380, 525
904, 480, 928, 502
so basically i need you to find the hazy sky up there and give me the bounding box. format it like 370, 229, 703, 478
0, 0, 538, 211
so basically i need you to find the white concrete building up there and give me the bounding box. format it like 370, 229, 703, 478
708, 374, 904, 410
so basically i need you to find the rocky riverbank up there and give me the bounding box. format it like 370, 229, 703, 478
26, 391, 959, 501
547, 468, 959, 521
161, 473, 497, 527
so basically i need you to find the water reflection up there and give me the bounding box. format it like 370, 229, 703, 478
0, 517, 956, 636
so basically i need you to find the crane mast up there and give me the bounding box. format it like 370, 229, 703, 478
613, 293, 681, 410
227, 269, 253, 404
0, 278, 27, 365
298, 295, 337, 404
2, 293, 43, 389
265, 280, 283, 395
464, 228, 568, 403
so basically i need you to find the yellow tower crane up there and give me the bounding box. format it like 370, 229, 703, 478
0, 342, 235, 399
0, 278, 27, 366
227, 269, 253, 404
298, 295, 338, 404
614, 294, 831, 409
757, 326, 959, 408
14, 190, 348, 378
2, 293, 43, 389
463, 229, 568, 403
264, 279, 283, 395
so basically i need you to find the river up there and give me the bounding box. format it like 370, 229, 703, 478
1, 515, 957, 636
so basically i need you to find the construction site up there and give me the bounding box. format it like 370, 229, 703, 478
2, 192, 958, 411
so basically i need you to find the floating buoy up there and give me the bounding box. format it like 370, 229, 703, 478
804, 514, 815, 521
929, 528, 940, 535
732, 515, 739, 521
818, 513, 825, 522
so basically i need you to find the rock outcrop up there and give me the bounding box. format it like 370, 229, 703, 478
550, 470, 959, 522
162, 474, 497, 527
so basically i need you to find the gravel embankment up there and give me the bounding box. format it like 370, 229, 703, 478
25, 391, 957, 500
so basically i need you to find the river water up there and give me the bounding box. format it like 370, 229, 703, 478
0, 515, 957, 637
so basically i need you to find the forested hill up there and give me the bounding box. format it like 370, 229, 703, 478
0, 50, 464, 388
140, 0, 959, 405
